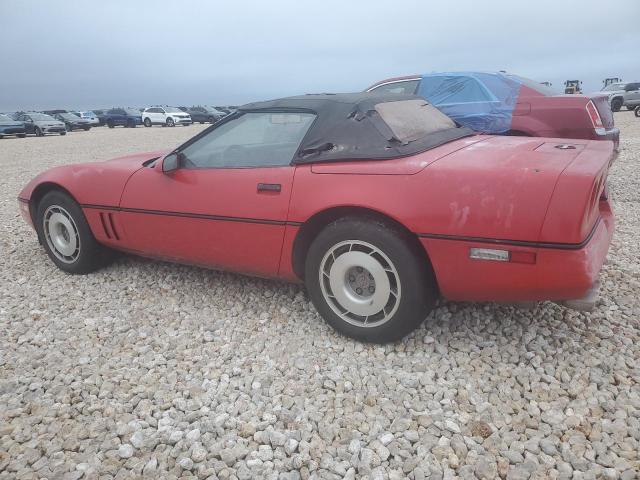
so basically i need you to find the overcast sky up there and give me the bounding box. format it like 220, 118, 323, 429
1, 0, 639, 111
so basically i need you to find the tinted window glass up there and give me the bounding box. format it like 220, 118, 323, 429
370, 80, 419, 95
181, 112, 315, 169
420, 76, 491, 104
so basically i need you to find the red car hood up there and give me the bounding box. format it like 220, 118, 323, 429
19, 150, 167, 206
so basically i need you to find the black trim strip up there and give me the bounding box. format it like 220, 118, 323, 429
81, 204, 302, 227
418, 218, 601, 251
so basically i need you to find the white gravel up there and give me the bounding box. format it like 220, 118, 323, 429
1, 117, 639, 479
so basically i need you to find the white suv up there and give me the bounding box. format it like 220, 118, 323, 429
142, 106, 192, 127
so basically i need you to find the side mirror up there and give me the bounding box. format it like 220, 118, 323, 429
162, 152, 180, 173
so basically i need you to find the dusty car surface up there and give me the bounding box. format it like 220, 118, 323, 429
18, 93, 615, 342
366, 72, 619, 150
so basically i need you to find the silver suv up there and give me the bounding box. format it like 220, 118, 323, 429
600, 82, 640, 112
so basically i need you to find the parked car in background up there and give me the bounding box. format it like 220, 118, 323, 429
142, 106, 192, 127
53, 112, 92, 131
91, 110, 109, 126
15, 112, 66, 136
178, 106, 224, 124
103, 108, 142, 128
0, 114, 27, 139
214, 106, 236, 116
18, 93, 615, 342
366, 72, 619, 150
600, 82, 640, 112
72, 111, 100, 126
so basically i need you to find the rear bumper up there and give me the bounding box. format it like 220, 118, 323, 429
421, 199, 614, 303
594, 127, 620, 152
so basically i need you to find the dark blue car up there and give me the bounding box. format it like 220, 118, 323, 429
0, 114, 27, 138
103, 108, 143, 128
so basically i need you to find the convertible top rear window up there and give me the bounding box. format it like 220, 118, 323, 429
237, 92, 473, 164
375, 99, 456, 143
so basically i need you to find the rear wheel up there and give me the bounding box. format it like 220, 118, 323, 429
143, 117, 152, 127
65, 123, 72, 132
635, 106, 640, 118
17, 134, 26, 138
305, 217, 437, 343
611, 97, 623, 112
35, 127, 44, 137
60, 131, 66, 136
35, 191, 112, 274
107, 119, 115, 128
166, 118, 175, 127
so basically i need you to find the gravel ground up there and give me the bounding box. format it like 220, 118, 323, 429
1, 117, 639, 480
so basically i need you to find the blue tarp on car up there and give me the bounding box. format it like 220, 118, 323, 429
416, 72, 523, 134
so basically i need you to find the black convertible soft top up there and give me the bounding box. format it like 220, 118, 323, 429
239, 92, 474, 164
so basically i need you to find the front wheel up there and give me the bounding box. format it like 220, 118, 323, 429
611, 98, 623, 112
305, 218, 437, 343
35, 191, 112, 274
35, 127, 44, 137
635, 106, 640, 118
107, 120, 114, 128
166, 117, 175, 127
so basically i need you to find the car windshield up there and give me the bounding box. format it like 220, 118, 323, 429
164, 107, 182, 113
602, 83, 626, 91
30, 113, 55, 121
125, 109, 140, 115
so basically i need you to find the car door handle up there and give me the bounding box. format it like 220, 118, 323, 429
257, 183, 281, 193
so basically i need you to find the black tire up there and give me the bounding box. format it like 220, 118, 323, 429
200, 121, 205, 124
144, 118, 152, 127
611, 97, 623, 112
35, 191, 112, 274
107, 119, 115, 128
83, 127, 90, 131
166, 118, 175, 127
60, 131, 66, 136
127, 119, 136, 128
17, 134, 26, 138
65, 124, 72, 132
0, 135, 3, 139
635, 107, 640, 118
304, 217, 437, 343
35, 127, 44, 137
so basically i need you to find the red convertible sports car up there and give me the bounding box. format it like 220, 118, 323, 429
18, 93, 615, 342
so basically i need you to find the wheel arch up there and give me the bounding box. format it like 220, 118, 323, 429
29, 182, 79, 224
290, 205, 437, 288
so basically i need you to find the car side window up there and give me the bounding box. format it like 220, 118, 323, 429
180, 112, 316, 169
370, 80, 419, 95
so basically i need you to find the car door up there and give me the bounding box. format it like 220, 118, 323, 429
116, 110, 316, 277
19, 115, 34, 134
625, 83, 640, 106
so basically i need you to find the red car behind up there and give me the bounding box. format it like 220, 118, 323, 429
366, 73, 619, 151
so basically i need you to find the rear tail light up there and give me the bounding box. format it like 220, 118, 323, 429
586, 101, 605, 132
